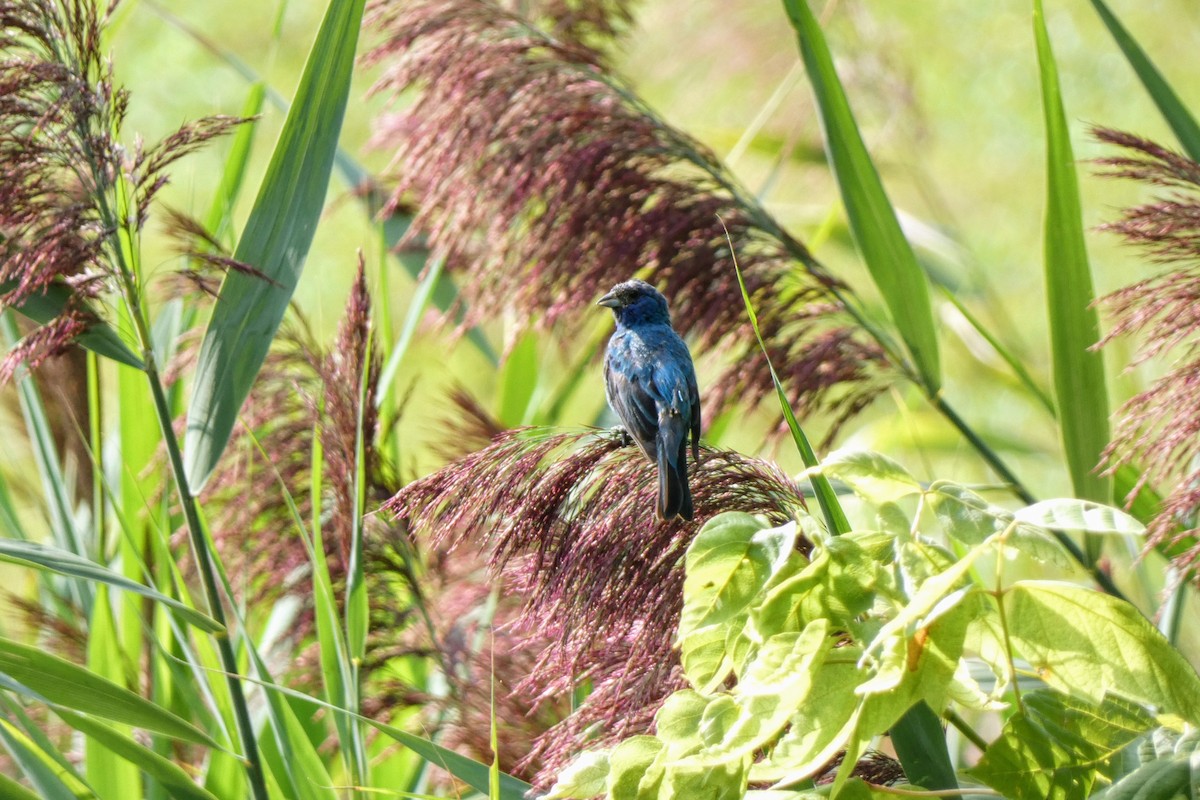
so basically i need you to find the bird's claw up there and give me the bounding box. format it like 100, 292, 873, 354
610, 425, 634, 448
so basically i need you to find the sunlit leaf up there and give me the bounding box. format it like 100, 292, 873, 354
1033, 0, 1111, 506
185, 0, 368, 489
1004, 581, 1200, 724
1014, 499, 1145, 536
781, 0, 941, 392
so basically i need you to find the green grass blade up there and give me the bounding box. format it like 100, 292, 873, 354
781, 0, 941, 392
57, 709, 220, 800
731, 249, 849, 536
244, 674, 534, 800
1087, 0, 1200, 160
143, 0, 498, 365
938, 285, 1056, 417
0, 769, 43, 800
205, 81, 267, 246
307, 425, 362, 792
2, 280, 144, 370
0, 718, 82, 800
1, 312, 92, 616
1033, 0, 1111, 507
0, 539, 222, 632
85, 586, 140, 798
0, 636, 218, 747
376, 256, 445, 409
184, 0, 368, 490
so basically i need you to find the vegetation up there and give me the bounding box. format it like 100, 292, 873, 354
1, 0, 1198, 798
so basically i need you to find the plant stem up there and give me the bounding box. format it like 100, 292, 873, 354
99, 188, 269, 799
933, 395, 1128, 602
141, 348, 269, 800
945, 709, 989, 753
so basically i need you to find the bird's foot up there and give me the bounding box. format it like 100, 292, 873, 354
609, 425, 635, 448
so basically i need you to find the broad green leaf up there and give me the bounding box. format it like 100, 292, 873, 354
0, 539, 221, 632
57, 708, 221, 800
185, 0, 368, 489
1087, 0, 1200, 161
0, 637, 217, 747
3, 280, 144, 369
677, 620, 831, 766
755, 534, 884, 638
1004, 581, 1200, 724
967, 692, 1152, 800
678, 514, 799, 689
1033, 0, 1110, 506
782, 0, 940, 392
927, 481, 1010, 545
607, 737, 666, 800
546, 750, 612, 800
655, 690, 711, 754
1013, 499, 1145, 536
888, 701, 957, 791
818, 450, 921, 505
661, 755, 748, 800
1097, 756, 1191, 800
752, 652, 861, 783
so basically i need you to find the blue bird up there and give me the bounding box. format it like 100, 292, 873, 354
598, 279, 701, 521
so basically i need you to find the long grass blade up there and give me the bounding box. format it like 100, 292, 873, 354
142, 0, 498, 365
0, 539, 222, 632
0, 769, 43, 800
185, 0, 368, 489
2, 280, 144, 370
729, 239, 849, 536
0, 718, 82, 800
1033, 0, 1111, 508
85, 586, 140, 798
1087, 0, 1200, 161
1, 312, 92, 616
59, 707, 220, 800
0, 637, 218, 747
228, 671, 535, 800
780, 0, 941, 392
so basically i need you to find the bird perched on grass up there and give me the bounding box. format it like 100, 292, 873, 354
598, 279, 701, 521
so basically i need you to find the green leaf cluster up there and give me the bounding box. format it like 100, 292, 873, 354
549, 453, 1198, 800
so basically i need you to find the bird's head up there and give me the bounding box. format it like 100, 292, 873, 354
597, 279, 671, 326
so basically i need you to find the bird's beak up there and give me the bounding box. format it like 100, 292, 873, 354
596, 291, 620, 309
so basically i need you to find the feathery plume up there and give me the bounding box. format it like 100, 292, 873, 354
384, 427, 808, 784
365, 0, 888, 439
0, 0, 244, 380
1094, 127, 1200, 577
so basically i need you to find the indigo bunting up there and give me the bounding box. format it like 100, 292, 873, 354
598, 279, 701, 521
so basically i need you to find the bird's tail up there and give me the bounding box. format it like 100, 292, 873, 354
657, 419, 693, 521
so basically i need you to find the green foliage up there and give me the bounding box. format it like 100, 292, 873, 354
781, 0, 941, 393
185, 0, 367, 490
1033, 0, 1111, 509
3, 0, 1200, 798
550, 453, 1192, 799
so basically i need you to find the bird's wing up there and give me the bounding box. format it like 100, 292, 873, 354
604, 345, 659, 461
649, 334, 699, 418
